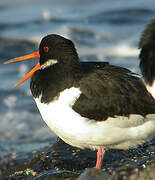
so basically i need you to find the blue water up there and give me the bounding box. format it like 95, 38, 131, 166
0, 0, 155, 155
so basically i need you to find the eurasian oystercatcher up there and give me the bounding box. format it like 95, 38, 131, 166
139, 19, 155, 100
4, 30, 155, 169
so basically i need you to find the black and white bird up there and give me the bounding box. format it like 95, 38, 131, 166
139, 19, 155, 99
4, 22, 155, 169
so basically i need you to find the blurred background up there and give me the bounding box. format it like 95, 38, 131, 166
0, 0, 155, 155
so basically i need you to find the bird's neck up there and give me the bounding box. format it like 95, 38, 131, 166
139, 46, 155, 86
30, 60, 82, 104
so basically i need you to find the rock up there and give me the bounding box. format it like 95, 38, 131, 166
0, 139, 155, 180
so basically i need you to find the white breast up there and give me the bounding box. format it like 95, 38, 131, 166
34, 87, 155, 150
146, 80, 155, 100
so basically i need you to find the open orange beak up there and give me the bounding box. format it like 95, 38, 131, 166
4, 52, 40, 88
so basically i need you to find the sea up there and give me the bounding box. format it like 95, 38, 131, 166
0, 0, 155, 155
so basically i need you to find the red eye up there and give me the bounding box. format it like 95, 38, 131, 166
43, 46, 49, 52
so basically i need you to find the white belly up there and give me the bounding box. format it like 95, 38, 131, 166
34, 87, 155, 150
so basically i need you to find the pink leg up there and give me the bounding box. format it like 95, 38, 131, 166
95, 148, 106, 169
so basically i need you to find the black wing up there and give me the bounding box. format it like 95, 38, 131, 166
73, 65, 155, 121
